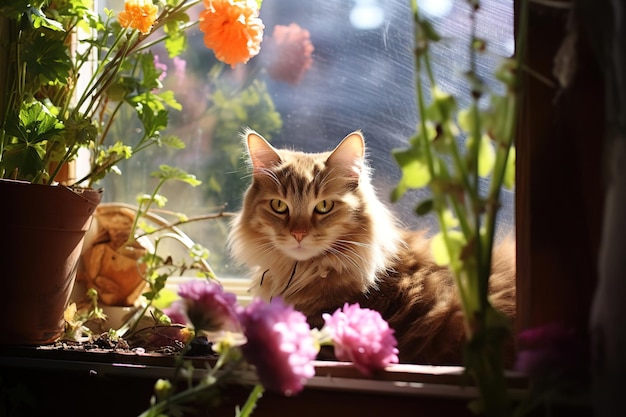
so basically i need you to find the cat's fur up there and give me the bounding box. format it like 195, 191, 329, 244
228, 129, 516, 365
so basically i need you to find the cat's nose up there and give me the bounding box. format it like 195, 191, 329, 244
291, 230, 308, 242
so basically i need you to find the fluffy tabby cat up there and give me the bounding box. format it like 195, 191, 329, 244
228, 129, 516, 365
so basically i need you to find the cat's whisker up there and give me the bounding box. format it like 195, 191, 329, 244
317, 168, 343, 188
326, 245, 363, 271
244, 238, 278, 260
335, 238, 372, 249
254, 168, 281, 187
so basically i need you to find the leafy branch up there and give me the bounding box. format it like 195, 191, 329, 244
393, 1, 527, 415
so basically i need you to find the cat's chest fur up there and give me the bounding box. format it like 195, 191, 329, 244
228, 130, 516, 365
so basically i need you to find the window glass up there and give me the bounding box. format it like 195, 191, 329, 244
97, 0, 514, 277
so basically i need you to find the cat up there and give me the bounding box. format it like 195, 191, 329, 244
228, 129, 516, 365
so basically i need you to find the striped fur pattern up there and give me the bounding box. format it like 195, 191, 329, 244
228, 130, 516, 364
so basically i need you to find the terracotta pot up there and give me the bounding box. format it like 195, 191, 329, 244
0, 179, 102, 345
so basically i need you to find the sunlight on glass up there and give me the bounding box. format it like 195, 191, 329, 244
418, 0, 454, 18
350, 0, 385, 30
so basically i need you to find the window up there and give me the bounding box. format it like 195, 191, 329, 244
0, 1, 604, 414
97, 0, 515, 280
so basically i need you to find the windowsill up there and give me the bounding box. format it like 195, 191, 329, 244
0, 343, 529, 416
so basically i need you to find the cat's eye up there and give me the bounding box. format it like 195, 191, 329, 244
314, 200, 334, 214
270, 199, 288, 214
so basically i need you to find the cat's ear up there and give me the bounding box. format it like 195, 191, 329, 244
326, 131, 365, 178
245, 129, 281, 173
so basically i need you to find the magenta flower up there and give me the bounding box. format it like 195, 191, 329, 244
238, 297, 318, 396
177, 280, 240, 333
163, 299, 188, 326
515, 322, 586, 381
322, 303, 399, 376
264, 23, 314, 85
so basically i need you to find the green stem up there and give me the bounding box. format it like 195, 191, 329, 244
137, 377, 221, 417
411, 0, 475, 330
136, 20, 200, 53
238, 384, 264, 417
126, 178, 167, 247
81, 30, 137, 117
409, 1, 528, 416
137, 345, 251, 417
467, 3, 488, 318
468, 337, 511, 416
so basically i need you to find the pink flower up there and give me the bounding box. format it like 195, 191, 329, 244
177, 280, 240, 333
238, 297, 318, 395
265, 23, 314, 85
322, 303, 399, 376
173, 57, 187, 85
154, 54, 167, 81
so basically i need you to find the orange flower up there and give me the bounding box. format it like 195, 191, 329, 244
118, 0, 159, 35
199, 0, 264, 68
265, 23, 314, 86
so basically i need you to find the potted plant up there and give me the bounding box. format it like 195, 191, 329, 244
0, 0, 266, 345
391, 1, 523, 415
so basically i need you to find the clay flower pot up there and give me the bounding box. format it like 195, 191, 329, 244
0, 179, 102, 345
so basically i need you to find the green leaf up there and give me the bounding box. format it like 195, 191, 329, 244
160, 135, 186, 150
417, 18, 441, 42
484, 95, 510, 144
17, 101, 64, 143
190, 244, 210, 261
0, 145, 46, 181
1, 100, 66, 180
494, 58, 518, 89
137, 218, 158, 234
477, 134, 496, 177
138, 52, 162, 92
29, 7, 64, 31
64, 113, 98, 147
503, 146, 516, 189
431, 230, 465, 266
163, 15, 188, 58
90, 141, 133, 182
425, 87, 456, 123
155, 91, 182, 111
390, 146, 431, 202
441, 209, 460, 229
153, 194, 168, 208
151, 289, 178, 309
134, 105, 169, 137
457, 108, 472, 134
151, 165, 202, 186
22, 29, 72, 85
136, 194, 167, 210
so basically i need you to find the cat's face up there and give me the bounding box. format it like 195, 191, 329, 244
240, 130, 371, 262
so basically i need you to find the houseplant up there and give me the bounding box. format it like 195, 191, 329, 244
0, 0, 266, 345
391, 0, 523, 415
